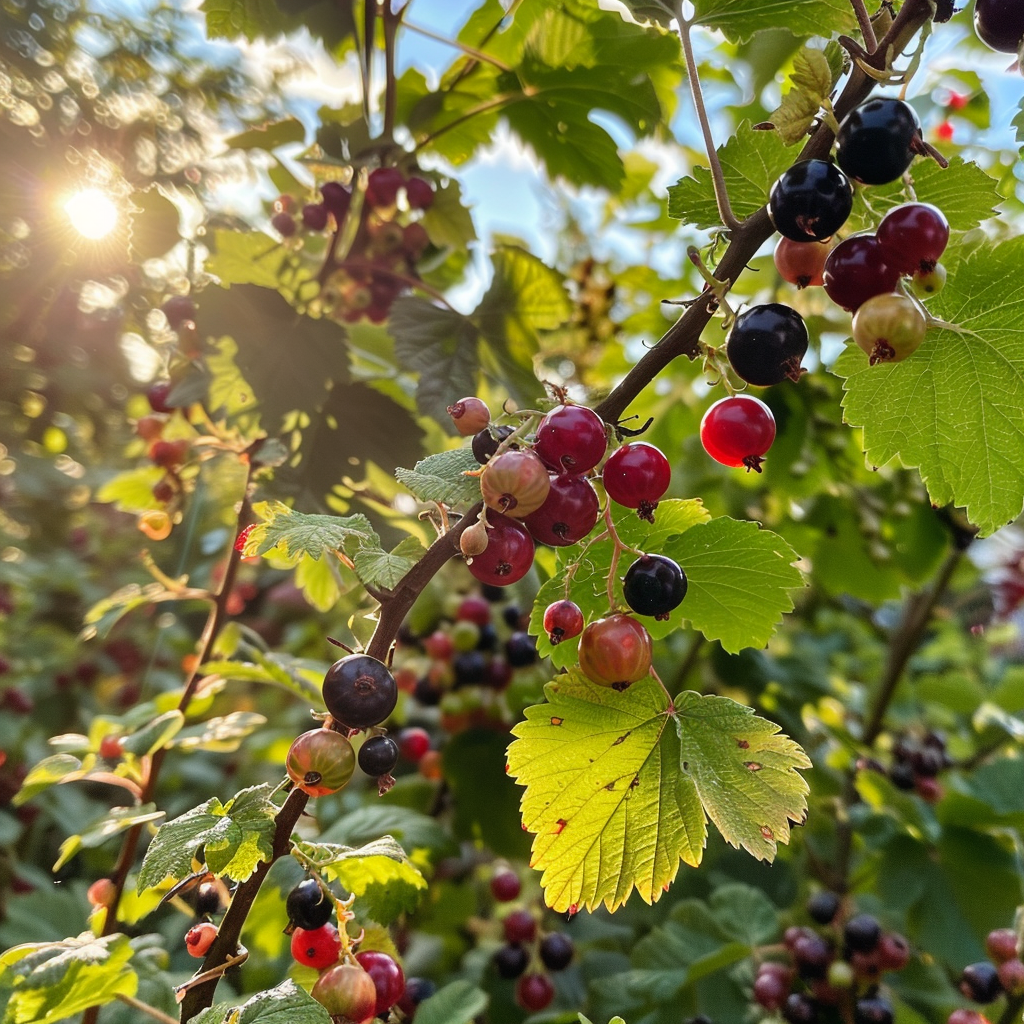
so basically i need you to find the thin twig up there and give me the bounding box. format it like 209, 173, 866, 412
114, 994, 178, 1024
674, 5, 741, 232
850, 0, 878, 52
362, 0, 377, 128
412, 93, 521, 154
404, 19, 513, 71
382, 5, 400, 143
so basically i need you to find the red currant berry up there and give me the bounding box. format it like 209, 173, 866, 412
285, 730, 355, 797
398, 727, 431, 762
727, 303, 808, 386
320, 181, 351, 219
424, 630, 454, 661
302, 202, 329, 231
286, 878, 333, 931
602, 442, 671, 521
974, 0, 1024, 52
87, 878, 117, 908
823, 236, 903, 312
543, 599, 585, 645
987, 929, 1019, 964
403, 222, 431, 259
136, 415, 166, 441
877, 933, 910, 972
852, 293, 927, 365
578, 613, 652, 689
99, 735, 123, 760
161, 295, 196, 329
405, 177, 435, 210
769, 159, 853, 242
185, 922, 218, 958
490, 869, 521, 902
271, 211, 296, 237
876, 203, 949, 275
311, 962, 377, 1022
149, 439, 190, 469
523, 474, 599, 546
533, 404, 608, 475
466, 513, 534, 587
754, 967, 791, 1010
516, 973, 555, 1013
700, 395, 776, 472
948, 1012, 992, 1024
366, 167, 405, 208
355, 950, 406, 1016
774, 237, 831, 288
481, 449, 551, 517
147, 380, 174, 413
623, 554, 687, 620
836, 98, 921, 186
997, 959, 1024, 996
447, 396, 490, 437
457, 596, 491, 626
322, 654, 398, 729
503, 908, 537, 944
291, 923, 342, 970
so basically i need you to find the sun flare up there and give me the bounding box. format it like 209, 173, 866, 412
64, 188, 119, 240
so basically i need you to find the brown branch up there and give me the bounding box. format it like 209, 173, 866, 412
382, 4, 400, 143
850, 0, 878, 52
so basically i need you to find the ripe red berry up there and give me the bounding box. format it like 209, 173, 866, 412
578, 614, 653, 689
986, 929, 1018, 964
602, 442, 671, 521
700, 395, 776, 472
99, 735, 123, 760
311, 962, 378, 1022
523, 474, 600, 545
823, 236, 902, 312
291, 923, 341, 970
542, 599, 585, 645
405, 177, 435, 210
149, 439, 190, 469
355, 950, 406, 1016
876, 203, 949, 276
424, 630, 454, 661
457, 595, 491, 626
403, 222, 431, 259
503, 908, 537, 944
948, 1011, 991, 1024
877, 933, 911, 972
533, 404, 608, 475
147, 380, 174, 413
398, 727, 431, 762
774, 237, 831, 289
87, 878, 117, 908
185, 922, 218, 958
466, 513, 534, 587
516, 973, 555, 1012
997, 958, 1024, 996
285, 730, 355, 797
754, 966, 791, 1010
367, 167, 406, 208
490, 870, 521, 902
481, 450, 551, 517
447, 397, 490, 437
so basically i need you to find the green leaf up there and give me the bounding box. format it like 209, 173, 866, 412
199, 651, 325, 708
14, 754, 83, 805
225, 118, 306, 151
204, 230, 291, 289
138, 784, 278, 890
668, 121, 791, 229
81, 582, 169, 641
169, 712, 268, 753
507, 672, 810, 912
412, 981, 488, 1024
129, 187, 181, 260
244, 501, 378, 561
293, 836, 428, 924
0, 932, 137, 1024
120, 710, 185, 758
1013, 96, 1024, 153
395, 448, 482, 507
692, 0, 855, 43
185, 980, 331, 1024
294, 554, 341, 613
53, 805, 165, 872
353, 536, 427, 591
768, 47, 833, 145
834, 237, 1024, 534
95, 467, 167, 514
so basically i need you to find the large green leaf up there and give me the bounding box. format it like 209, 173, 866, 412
691, 0, 855, 43
395, 448, 482, 507
243, 501, 377, 561
413, 981, 488, 1024
834, 237, 1024, 534
186, 980, 331, 1024
53, 804, 165, 872
507, 672, 810, 912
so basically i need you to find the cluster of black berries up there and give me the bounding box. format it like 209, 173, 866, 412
946, 928, 1024, 1024
887, 731, 951, 802
753, 895, 910, 1024
270, 168, 434, 323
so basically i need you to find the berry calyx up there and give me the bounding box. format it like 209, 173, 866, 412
398, 727, 431, 762
578, 613, 653, 689
516, 973, 555, 1013
494, 944, 529, 980
185, 922, 218, 958
774, 237, 832, 289
602, 442, 672, 521
480, 449, 551, 517
503, 908, 537, 944
769, 159, 853, 242
622, 554, 687, 620
466, 513, 535, 586
539, 932, 574, 971
727, 303, 808, 386
285, 729, 356, 797
447, 397, 490, 437
355, 950, 406, 1016
523, 474, 600, 546
700, 395, 776, 472
876, 203, 950, 275
291, 923, 342, 970
322, 654, 398, 729
960, 962, 1003, 1003
533, 404, 608, 475
823, 236, 903, 312
543, 600, 585, 645
490, 869, 521, 902
311, 962, 378, 1022
358, 734, 400, 777
852, 293, 927, 365
974, 0, 1024, 52
807, 891, 840, 925
286, 878, 333, 931
836, 98, 921, 186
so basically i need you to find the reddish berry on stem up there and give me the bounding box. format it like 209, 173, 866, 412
523, 474, 600, 546
457, 595, 491, 626
578, 614, 652, 689
481, 450, 550, 517
355, 950, 406, 1016
823, 236, 902, 312
399, 727, 431, 762
490, 869, 521, 902
99, 735, 123, 760
447, 397, 490, 437
87, 878, 117, 908
311, 963, 378, 1022
876, 203, 949, 275
533, 404, 607, 475
543, 599, 585, 645
367, 167, 405, 207
405, 177, 435, 210
503, 908, 537, 944
700, 395, 776, 472
602, 442, 671, 521
516, 973, 555, 1012
466, 513, 534, 587
986, 929, 1018, 964
285, 730, 355, 797
185, 922, 218, 958
291, 923, 341, 970
774, 237, 831, 289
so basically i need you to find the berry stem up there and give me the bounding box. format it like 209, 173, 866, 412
113, 994, 178, 1024
674, 6, 742, 232
382, 3, 401, 143
601, 503, 642, 612
850, 0, 878, 52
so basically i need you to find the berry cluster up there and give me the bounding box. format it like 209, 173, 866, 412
490, 868, 574, 1013
271, 167, 435, 324
886, 731, 951, 801
946, 928, 1024, 1024
753, 897, 910, 1024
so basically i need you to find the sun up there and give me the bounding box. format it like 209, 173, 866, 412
64, 188, 119, 240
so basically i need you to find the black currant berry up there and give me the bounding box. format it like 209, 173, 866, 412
974, 0, 1024, 52
358, 735, 400, 777
194, 882, 222, 917
414, 676, 442, 706
782, 992, 819, 1024
807, 891, 841, 925
539, 932, 574, 971
727, 303, 808, 386
835, 98, 921, 186
769, 159, 853, 242
505, 632, 538, 667
889, 762, 917, 791
793, 933, 832, 979
494, 944, 529, 980
623, 554, 687, 620
287, 878, 333, 931
844, 914, 882, 954
855, 996, 894, 1024
453, 651, 488, 687
960, 962, 1003, 1003
322, 654, 398, 729
476, 623, 499, 652
472, 425, 516, 465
